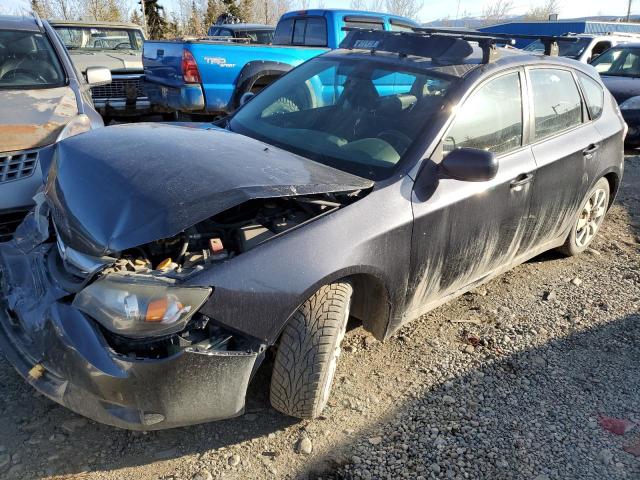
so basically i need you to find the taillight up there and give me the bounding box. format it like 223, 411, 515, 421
182, 50, 201, 84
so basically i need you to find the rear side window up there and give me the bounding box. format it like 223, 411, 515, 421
304, 18, 327, 46
286, 17, 327, 46
444, 72, 523, 156
273, 18, 294, 45
529, 69, 583, 141
389, 20, 415, 32
578, 72, 604, 119
344, 16, 384, 30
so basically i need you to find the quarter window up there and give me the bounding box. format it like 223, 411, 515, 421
444, 72, 523, 156
530, 69, 583, 140
578, 72, 604, 120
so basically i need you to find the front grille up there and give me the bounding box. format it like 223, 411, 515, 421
0, 151, 38, 184
91, 76, 145, 100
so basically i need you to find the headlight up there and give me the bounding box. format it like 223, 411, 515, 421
619, 96, 640, 111
56, 114, 92, 142
73, 276, 211, 338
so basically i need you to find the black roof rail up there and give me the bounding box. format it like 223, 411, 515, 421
414, 27, 579, 56
340, 27, 513, 64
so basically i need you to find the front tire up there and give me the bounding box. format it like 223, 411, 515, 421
270, 282, 352, 419
558, 177, 610, 256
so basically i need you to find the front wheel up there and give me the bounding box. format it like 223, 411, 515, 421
558, 177, 610, 256
270, 282, 352, 419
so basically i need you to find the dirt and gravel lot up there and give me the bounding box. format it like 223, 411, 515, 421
0, 156, 638, 480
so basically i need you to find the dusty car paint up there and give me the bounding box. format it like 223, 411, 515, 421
0, 87, 78, 153
47, 123, 373, 256
0, 34, 626, 430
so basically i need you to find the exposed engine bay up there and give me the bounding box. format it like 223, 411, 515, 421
101, 192, 362, 276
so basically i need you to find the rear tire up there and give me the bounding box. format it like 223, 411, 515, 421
558, 177, 610, 256
270, 282, 352, 419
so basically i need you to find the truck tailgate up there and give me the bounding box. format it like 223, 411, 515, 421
143, 40, 185, 88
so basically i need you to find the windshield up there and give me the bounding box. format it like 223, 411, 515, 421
230, 57, 454, 179
523, 38, 591, 59
0, 29, 65, 89
591, 47, 640, 76
53, 26, 144, 51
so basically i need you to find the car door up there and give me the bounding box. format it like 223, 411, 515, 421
406, 70, 537, 316
518, 67, 600, 252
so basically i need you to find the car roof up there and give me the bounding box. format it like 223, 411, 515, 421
327, 38, 598, 80
0, 15, 40, 31
281, 9, 418, 25
214, 24, 274, 31
49, 19, 142, 29
598, 41, 640, 48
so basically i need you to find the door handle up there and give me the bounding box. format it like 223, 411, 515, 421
510, 173, 534, 190
582, 143, 600, 156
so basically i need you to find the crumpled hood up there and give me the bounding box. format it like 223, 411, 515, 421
0, 87, 78, 153
67, 50, 143, 73
47, 123, 373, 256
600, 75, 640, 104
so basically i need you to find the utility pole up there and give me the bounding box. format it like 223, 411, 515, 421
627, 0, 633, 22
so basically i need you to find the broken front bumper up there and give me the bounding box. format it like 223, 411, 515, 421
0, 241, 262, 430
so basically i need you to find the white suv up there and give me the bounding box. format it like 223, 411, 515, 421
523, 32, 640, 63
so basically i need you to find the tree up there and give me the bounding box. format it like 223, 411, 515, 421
141, 0, 168, 39
481, 0, 513, 26
204, 0, 222, 29
350, 0, 367, 8
84, 0, 125, 21
222, 0, 243, 18
130, 8, 143, 26
50, 0, 81, 19
185, 0, 205, 35
30, 0, 53, 18
385, 0, 423, 19
525, 0, 561, 21
251, 0, 291, 25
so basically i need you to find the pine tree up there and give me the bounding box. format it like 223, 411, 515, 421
221, 0, 242, 20
204, 0, 221, 30
186, 0, 204, 35
140, 0, 168, 39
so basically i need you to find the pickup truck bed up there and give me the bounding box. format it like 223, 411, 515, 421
143, 9, 417, 117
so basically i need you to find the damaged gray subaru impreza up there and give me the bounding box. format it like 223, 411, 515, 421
0, 29, 625, 429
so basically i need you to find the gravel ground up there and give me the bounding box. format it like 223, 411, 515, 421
0, 156, 638, 480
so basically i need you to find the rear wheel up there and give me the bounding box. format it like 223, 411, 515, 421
558, 177, 610, 256
270, 282, 352, 419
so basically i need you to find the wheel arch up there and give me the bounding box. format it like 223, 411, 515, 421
230, 61, 293, 110
602, 171, 620, 207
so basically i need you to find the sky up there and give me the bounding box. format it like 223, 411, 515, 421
0, 0, 638, 23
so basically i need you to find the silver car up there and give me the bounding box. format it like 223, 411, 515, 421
0, 15, 108, 239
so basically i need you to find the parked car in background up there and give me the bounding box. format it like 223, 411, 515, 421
0, 29, 624, 430
143, 9, 417, 117
50, 20, 154, 122
0, 15, 107, 239
591, 43, 640, 146
206, 23, 274, 44
523, 33, 640, 63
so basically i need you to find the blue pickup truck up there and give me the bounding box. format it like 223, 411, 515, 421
142, 9, 417, 116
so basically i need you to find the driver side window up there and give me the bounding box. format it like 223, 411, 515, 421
444, 72, 523, 156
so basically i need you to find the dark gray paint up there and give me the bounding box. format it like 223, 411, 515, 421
0, 47, 626, 429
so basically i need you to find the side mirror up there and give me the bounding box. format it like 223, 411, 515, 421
441, 148, 498, 182
85, 67, 111, 86
240, 91, 255, 106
